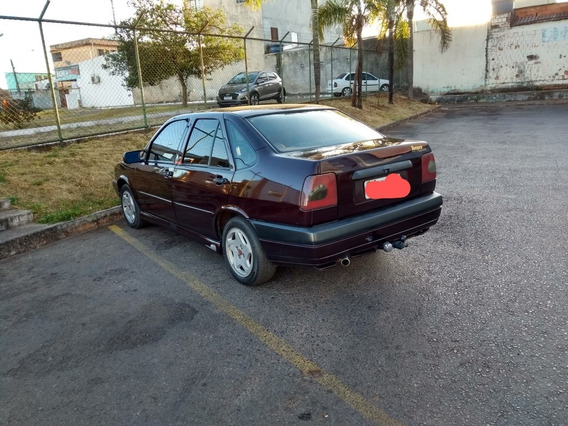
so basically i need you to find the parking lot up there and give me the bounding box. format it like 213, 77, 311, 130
1, 102, 567, 425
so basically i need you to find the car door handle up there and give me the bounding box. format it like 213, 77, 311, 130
160, 168, 173, 178
213, 175, 229, 185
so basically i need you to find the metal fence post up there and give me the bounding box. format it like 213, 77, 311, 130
38, 1, 63, 142
244, 27, 254, 105
133, 27, 148, 129
329, 38, 340, 100
308, 40, 312, 102
278, 31, 289, 94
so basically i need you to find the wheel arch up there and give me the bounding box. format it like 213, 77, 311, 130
116, 175, 131, 192
216, 206, 249, 244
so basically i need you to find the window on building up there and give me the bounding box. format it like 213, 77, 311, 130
52, 52, 63, 62
271, 27, 279, 41
188, 0, 204, 8
290, 32, 298, 45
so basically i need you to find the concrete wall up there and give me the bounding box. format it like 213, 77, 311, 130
487, 17, 568, 89
413, 15, 568, 95
260, 0, 342, 45
414, 24, 488, 94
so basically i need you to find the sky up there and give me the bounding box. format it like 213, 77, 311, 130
0, 0, 564, 90
0, 0, 186, 88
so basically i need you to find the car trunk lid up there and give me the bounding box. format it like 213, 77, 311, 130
286, 138, 435, 221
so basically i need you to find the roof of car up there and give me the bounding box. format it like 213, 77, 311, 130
215, 104, 334, 116
168, 104, 337, 122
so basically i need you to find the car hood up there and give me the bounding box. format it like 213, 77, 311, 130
219, 83, 254, 95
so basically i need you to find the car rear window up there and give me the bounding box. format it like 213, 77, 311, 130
247, 109, 383, 152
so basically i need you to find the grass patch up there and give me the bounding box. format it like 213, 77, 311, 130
0, 130, 152, 222
0, 95, 436, 224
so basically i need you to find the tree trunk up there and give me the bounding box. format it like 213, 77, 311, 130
178, 73, 188, 106
311, 0, 321, 103
388, 17, 395, 105
352, 28, 364, 109
406, 0, 415, 99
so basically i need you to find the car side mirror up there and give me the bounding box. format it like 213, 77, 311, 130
123, 150, 144, 164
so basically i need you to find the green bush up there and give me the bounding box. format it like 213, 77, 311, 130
0, 98, 41, 129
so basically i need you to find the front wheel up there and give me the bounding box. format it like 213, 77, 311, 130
222, 217, 276, 286
250, 92, 260, 105
120, 185, 145, 229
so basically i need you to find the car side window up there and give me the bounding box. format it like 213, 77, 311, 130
226, 121, 257, 169
148, 119, 187, 163
366, 73, 378, 81
184, 119, 230, 168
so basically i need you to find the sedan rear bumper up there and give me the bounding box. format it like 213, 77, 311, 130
250, 192, 443, 267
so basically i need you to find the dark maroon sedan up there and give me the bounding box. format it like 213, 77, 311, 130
113, 104, 442, 285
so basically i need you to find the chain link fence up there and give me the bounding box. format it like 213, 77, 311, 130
0, 15, 400, 150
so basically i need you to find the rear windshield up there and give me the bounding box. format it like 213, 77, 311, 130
247, 109, 383, 152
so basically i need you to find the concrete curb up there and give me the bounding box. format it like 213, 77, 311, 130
429, 88, 568, 104
0, 206, 122, 260
377, 105, 441, 132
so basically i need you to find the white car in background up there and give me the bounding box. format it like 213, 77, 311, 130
328, 72, 390, 97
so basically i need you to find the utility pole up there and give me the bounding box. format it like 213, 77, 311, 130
10, 59, 21, 94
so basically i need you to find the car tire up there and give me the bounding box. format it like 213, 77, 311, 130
222, 217, 276, 286
250, 92, 260, 105
380, 84, 389, 92
120, 185, 145, 229
342, 87, 352, 97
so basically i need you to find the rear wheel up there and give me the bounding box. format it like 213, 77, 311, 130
250, 92, 260, 105
120, 185, 145, 229
380, 84, 389, 92
222, 217, 276, 286
342, 87, 352, 97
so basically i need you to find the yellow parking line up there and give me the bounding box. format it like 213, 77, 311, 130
109, 224, 401, 426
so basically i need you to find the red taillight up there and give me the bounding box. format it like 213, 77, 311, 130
300, 173, 338, 211
421, 152, 437, 183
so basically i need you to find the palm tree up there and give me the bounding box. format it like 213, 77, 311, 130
311, 0, 322, 103
318, 0, 384, 109
376, 0, 450, 102
403, 0, 451, 99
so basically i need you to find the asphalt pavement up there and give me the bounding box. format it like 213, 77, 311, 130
1, 99, 567, 425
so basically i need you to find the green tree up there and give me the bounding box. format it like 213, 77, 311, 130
104, 0, 244, 106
